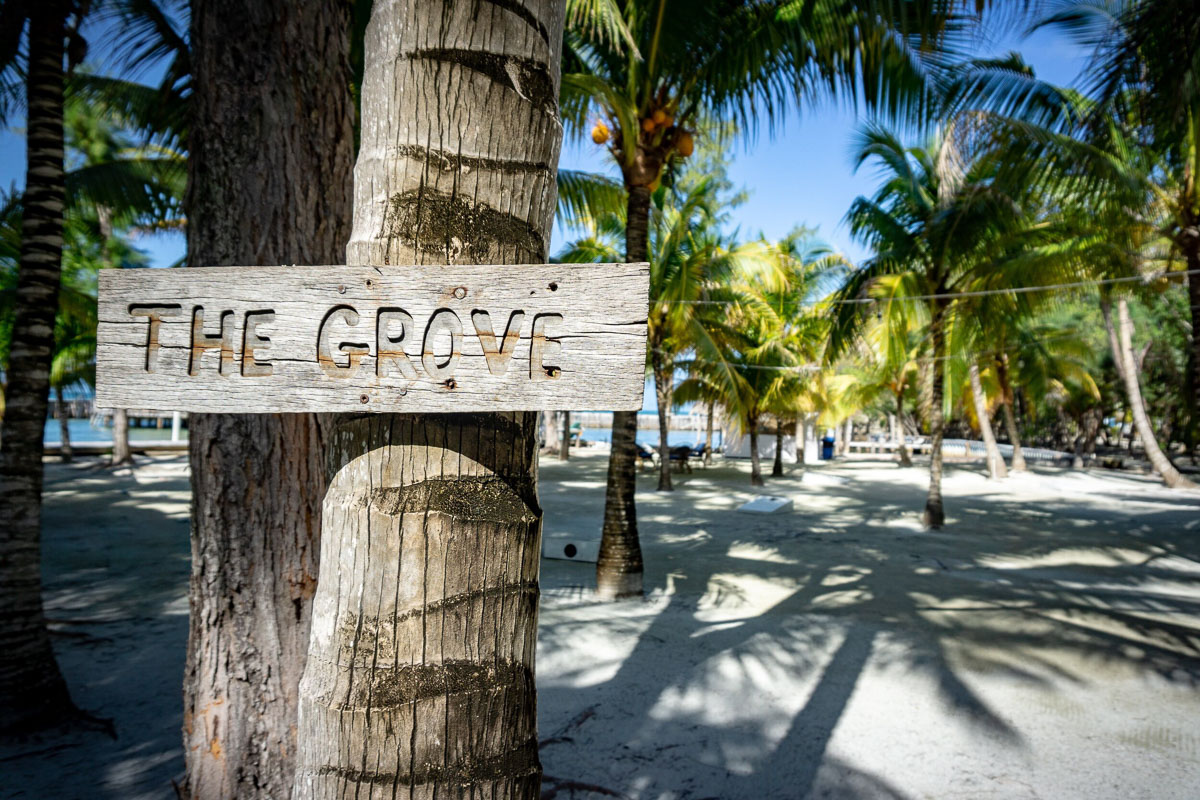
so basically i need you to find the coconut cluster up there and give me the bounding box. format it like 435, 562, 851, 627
590, 112, 695, 159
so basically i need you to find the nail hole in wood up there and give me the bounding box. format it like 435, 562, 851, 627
548, 282, 558, 291
443, 378, 457, 390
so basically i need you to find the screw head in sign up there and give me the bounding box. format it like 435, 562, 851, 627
453, 286, 467, 299
359, 394, 369, 404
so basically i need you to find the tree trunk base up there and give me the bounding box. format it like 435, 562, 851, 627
595, 570, 645, 602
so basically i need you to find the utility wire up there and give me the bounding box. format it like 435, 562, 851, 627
654, 268, 1200, 306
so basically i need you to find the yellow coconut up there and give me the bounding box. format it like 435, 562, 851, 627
652, 109, 668, 126
591, 121, 610, 144
641, 117, 657, 133
677, 131, 695, 157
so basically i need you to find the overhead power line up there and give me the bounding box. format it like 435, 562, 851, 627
655, 268, 1200, 306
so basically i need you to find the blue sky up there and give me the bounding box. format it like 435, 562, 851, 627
1, 18, 1089, 270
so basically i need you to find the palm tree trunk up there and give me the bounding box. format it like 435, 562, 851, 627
843, 417, 853, 455
1072, 411, 1093, 469
749, 414, 764, 486
183, 2, 353, 796
924, 304, 947, 528
597, 183, 651, 600
110, 408, 132, 465
1102, 299, 1194, 489
560, 411, 571, 461
599, 409, 644, 599
0, 0, 78, 735
1083, 408, 1100, 461
542, 410, 559, 454
893, 393, 912, 466
56, 386, 72, 463
995, 357, 1026, 471
704, 401, 714, 466
652, 346, 673, 491
771, 422, 784, 477
1185, 241, 1200, 449
968, 362, 1007, 479
291, 2, 565, 796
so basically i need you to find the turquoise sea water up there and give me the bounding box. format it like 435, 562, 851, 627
44, 418, 182, 445
578, 427, 722, 449
44, 419, 717, 448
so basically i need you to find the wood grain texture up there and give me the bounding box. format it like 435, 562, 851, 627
96, 262, 647, 413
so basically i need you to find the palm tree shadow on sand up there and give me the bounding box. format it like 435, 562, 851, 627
536, 456, 1200, 799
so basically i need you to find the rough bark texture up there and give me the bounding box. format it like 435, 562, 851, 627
968, 362, 1007, 480
652, 349, 672, 491
559, 411, 570, 461
110, 408, 132, 465
1102, 299, 1195, 489
597, 184, 651, 600
56, 387, 72, 463
183, 2, 354, 796
923, 306, 947, 528
291, 2, 566, 797
0, 1, 77, 735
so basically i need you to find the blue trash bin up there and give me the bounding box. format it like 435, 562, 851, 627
821, 437, 834, 459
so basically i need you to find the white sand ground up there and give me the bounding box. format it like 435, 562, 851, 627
3, 450, 1199, 799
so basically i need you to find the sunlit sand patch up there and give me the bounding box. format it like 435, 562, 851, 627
726, 542, 799, 565
979, 546, 1156, 570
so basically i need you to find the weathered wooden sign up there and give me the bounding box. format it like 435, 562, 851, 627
95, 262, 649, 413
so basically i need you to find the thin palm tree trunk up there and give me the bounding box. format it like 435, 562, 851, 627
0, 0, 78, 734
771, 423, 784, 477
1186, 243, 1200, 449
995, 357, 1026, 471
704, 401, 714, 466
560, 411, 571, 461
1102, 299, 1194, 489
292, 3, 565, 795
56, 386, 72, 463
968, 362, 1007, 479
893, 393, 912, 466
110, 408, 132, 465
749, 414, 764, 486
652, 348, 673, 491
924, 305, 947, 528
598, 183, 651, 600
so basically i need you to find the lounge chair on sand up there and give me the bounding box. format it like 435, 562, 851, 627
636, 442, 657, 471
669, 445, 693, 474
